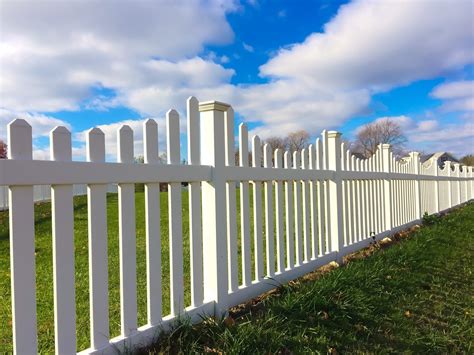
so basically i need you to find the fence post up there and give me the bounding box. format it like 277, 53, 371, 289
326, 131, 344, 262
410, 152, 422, 218
199, 101, 229, 315
381, 144, 392, 231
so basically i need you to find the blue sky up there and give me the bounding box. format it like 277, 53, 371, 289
0, 0, 472, 160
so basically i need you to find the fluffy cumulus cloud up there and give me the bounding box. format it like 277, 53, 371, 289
431, 80, 474, 114
0, 109, 70, 140
0, 0, 236, 112
260, 0, 473, 92
1, 0, 473, 154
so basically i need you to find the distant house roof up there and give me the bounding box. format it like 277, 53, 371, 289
421, 152, 459, 166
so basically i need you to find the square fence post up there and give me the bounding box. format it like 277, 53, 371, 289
326, 131, 344, 262
199, 101, 229, 316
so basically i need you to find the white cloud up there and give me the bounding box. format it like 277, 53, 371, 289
260, 0, 473, 92
0, 0, 236, 112
243, 42, 254, 52
0, 109, 70, 140
431, 80, 474, 114
417, 120, 439, 132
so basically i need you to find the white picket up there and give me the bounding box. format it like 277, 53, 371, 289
301, 148, 311, 262
293, 150, 303, 266
87, 127, 109, 350
274, 149, 285, 273
167, 109, 184, 316
225, 106, 238, 292
51, 126, 76, 354
188, 96, 204, 306
284, 151, 295, 268
143, 119, 162, 325
239, 123, 252, 286
118, 125, 137, 336
263, 144, 275, 277
8, 119, 37, 355
252, 135, 264, 281
308, 144, 318, 258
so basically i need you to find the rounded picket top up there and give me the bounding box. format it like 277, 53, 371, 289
274, 148, 283, 168
293, 150, 301, 168
263, 143, 272, 168
284, 150, 292, 168
8, 118, 32, 160
51, 126, 72, 161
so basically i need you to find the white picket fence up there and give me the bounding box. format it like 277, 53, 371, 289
0, 97, 473, 354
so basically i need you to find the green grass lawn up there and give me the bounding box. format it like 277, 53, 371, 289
142, 202, 474, 354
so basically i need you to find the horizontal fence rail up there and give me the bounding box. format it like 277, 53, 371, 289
0, 97, 473, 354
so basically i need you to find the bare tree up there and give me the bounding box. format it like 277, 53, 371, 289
264, 136, 287, 152
352, 119, 407, 158
287, 130, 310, 153
0, 140, 7, 159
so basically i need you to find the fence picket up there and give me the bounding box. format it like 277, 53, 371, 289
8, 119, 37, 354
274, 149, 285, 272
309, 144, 318, 258
264, 144, 275, 276
143, 119, 162, 325
51, 126, 76, 354
118, 125, 137, 336
188, 96, 204, 306
239, 123, 252, 286
284, 151, 295, 268
293, 150, 303, 266
167, 110, 184, 316
301, 148, 311, 262
252, 136, 264, 280
87, 127, 109, 349
225, 107, 238, 292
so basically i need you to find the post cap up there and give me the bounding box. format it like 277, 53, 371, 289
199, 101, 231, 112
327, 131, 342, 138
